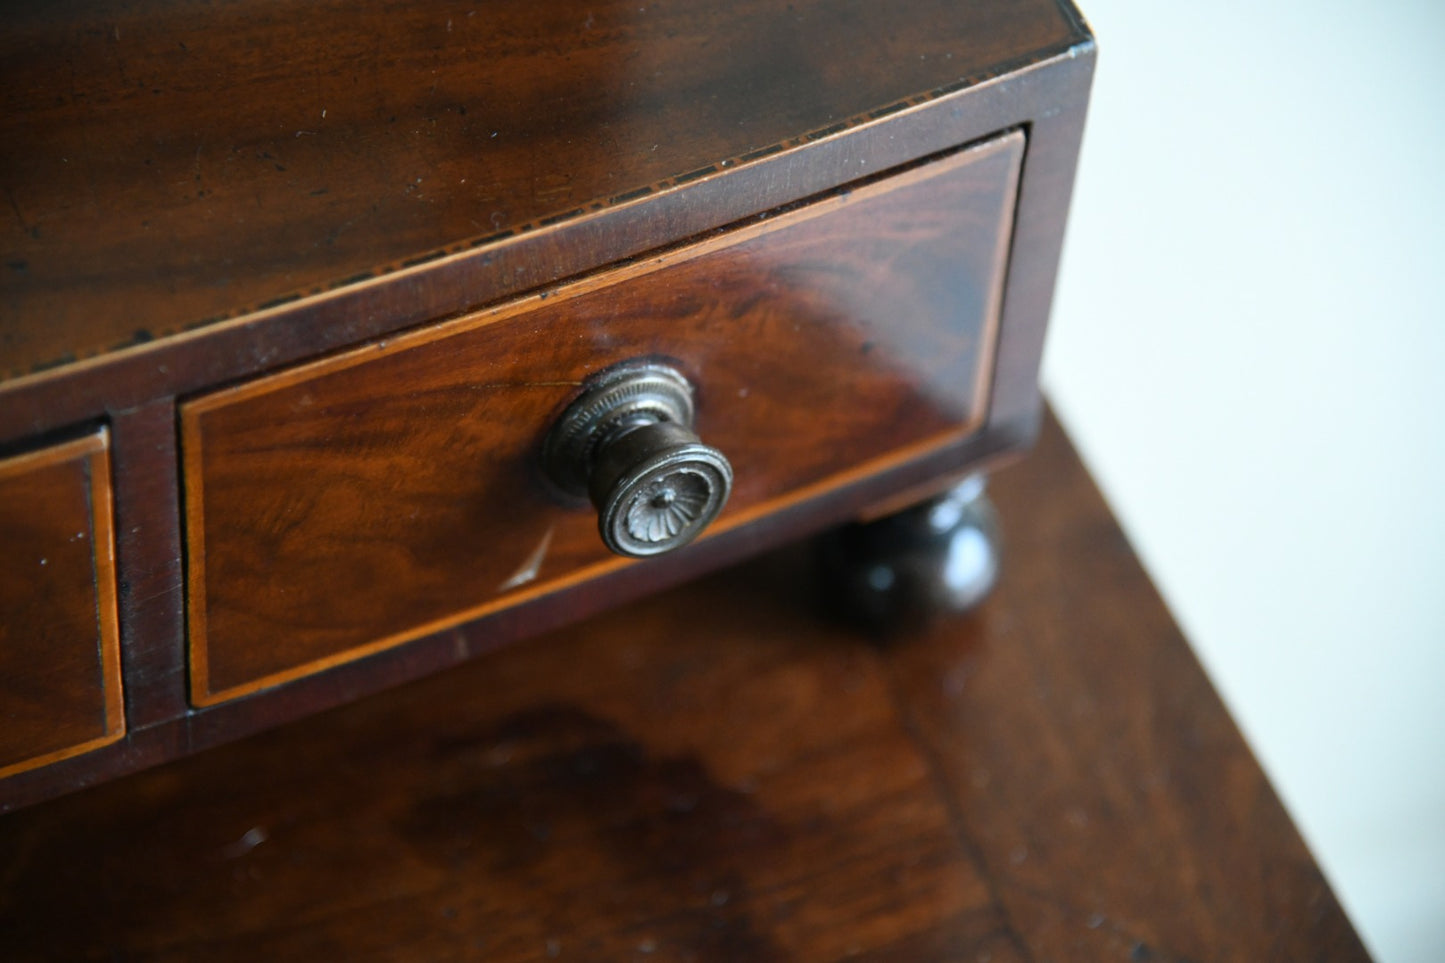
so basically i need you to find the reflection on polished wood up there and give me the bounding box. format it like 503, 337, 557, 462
0, 412, 1370, 961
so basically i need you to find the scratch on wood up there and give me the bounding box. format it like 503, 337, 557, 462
221, 826, 267, 859
498, 525, 554, 592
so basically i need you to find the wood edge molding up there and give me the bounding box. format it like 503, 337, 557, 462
0, 730, 125, 783
0, 431, 106, 480
179, 404, 211, 710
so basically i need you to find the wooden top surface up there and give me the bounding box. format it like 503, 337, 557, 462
0, 0, 1086, 381
0, 411, 1369, 961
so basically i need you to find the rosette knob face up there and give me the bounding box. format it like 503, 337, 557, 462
542, 362, 733, 558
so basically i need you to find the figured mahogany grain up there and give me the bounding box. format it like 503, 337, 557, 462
183, 133, 1023, 704
0, 412, 1370, 960
0, 0, 1082, 381
0, 431, 124, 777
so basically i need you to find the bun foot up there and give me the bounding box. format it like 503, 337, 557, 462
819, 475, 1001, 630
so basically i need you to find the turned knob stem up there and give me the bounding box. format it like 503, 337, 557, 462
543, 362, 733, 558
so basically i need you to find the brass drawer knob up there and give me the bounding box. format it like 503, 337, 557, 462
543, 361, 732, 558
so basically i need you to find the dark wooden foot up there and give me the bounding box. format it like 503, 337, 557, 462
819, 475, 1001, 629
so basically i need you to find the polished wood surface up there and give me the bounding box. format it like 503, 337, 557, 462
0, 0, 1082, 382
0, 431, 124, 777
183, 134, 1022, 705
0, 412, 1370, 960
0, 0, 1097, 807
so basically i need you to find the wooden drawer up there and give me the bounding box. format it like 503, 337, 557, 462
0, 431, 124, 777
0, 0, 1095, 807
182, 131, 1023, 704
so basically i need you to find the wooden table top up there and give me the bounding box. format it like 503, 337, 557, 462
0, 0, 1085, 382
0, 411, 1369, 961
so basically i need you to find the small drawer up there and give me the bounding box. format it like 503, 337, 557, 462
182, 130, 1024, 705
0, 430, 124, 777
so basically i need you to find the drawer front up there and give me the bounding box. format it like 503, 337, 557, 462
183, 131, 1024, 705
0, 431, 124, 776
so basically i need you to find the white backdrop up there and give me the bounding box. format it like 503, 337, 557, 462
1042, 1, 1445, 960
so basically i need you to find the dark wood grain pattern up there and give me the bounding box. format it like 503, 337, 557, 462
183, 133, 1023, 704
0, 0, 1097, 805
0, 431, 124, 777
0, 0, 1082, 381
0, 411, 1371, 960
